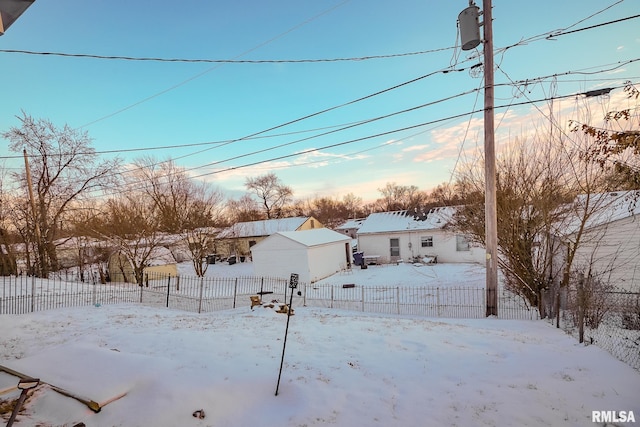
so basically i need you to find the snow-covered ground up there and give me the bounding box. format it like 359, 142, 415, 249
0, 262, 638, 426
183, 259, 487, 288
1, 305, 639, 426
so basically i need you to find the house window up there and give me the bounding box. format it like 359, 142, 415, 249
390, 238, 400, 257
310, 219, 315, 228
421, 236, 433, 247
456, 235, 470, 252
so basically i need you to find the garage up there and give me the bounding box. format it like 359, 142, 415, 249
251, 228, 352, 284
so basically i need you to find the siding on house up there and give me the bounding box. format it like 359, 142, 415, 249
357, 209, 485, 264
556, 191, 640, 292
570, 213, 640, 292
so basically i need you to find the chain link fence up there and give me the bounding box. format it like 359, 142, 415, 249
542, 277, 640, 371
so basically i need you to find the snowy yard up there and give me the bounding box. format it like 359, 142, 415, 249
0, 304, 638, 426
0, 262, 638, 426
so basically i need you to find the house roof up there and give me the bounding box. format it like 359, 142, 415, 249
335, 218, 366, 230
562, 190, 640, 235
357, 208, 456, 234
217, 217, 310, 238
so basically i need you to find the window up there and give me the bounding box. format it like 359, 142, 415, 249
456, 235, 470, 251
310, 219, 315, 228
421, 236, 433, 247
390, 238, 400, 257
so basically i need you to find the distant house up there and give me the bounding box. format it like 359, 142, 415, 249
251, 228, 352, 284
108, 246, 178, 283
216, 216, 323, 258
554, 191, 640, 292
335, 218, 365, 239
356, 208, 485, 264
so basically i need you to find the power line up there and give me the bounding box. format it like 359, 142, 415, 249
545, 13, 640, 39
0, 47, 452, 64
6, 57, 636, 163
174, 84, 640, 181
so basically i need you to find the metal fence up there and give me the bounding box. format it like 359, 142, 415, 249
0, 273, 536, 319
543, 285, 640, 371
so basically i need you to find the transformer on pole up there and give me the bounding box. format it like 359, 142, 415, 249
458, 0, 498, 316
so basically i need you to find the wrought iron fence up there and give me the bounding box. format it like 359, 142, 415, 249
0, 272, 536, 320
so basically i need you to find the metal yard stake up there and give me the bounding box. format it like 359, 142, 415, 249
275, 273, 298, 396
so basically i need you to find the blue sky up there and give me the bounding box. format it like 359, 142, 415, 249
1, 0, 639, 202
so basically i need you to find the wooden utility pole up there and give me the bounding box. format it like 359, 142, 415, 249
482, 0, 498, 316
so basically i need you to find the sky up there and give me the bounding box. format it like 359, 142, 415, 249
1, 262, 638, 426
1, 0, 639, 202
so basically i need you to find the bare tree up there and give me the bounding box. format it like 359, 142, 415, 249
376, 182, 428, 212
451, 101, 615, 312
226, 194, 262, 223
2, 113, 120, 277
131, 157, 225, 277
245, 173, 293, 219
98, 192, 165, 285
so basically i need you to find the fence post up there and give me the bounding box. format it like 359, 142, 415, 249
302, 283, 307, 307
396, 287, 400, 315
176, 275, 180, 291
233, 278, 238, 309
92, 276, 97, 307
198, 277, 204, 314
166, 275, 171, 308
578, 274, 585, 343
361, 286, 365, 312
436, 287, 440, 317
330, 285, 334, 309
30, 275, 35, 313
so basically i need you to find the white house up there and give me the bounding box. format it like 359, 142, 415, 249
250, 228, 352, 284
557, 191, 640, 292
356, 208, 485, 264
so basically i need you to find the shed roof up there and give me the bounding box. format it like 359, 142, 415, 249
261, 228, 350, 249
217, 217, 310, 238
357, 208, 456, 234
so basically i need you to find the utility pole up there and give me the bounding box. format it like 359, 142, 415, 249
482, 0, 498, 316
459, 0, 498, 316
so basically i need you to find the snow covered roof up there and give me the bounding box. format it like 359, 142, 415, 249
217, 217, 310, 238
273, 228, 350, 247
357, 208, 456, 234
335, 218, 365, 230
561, 190, 640, 235
146, 246, 177, 266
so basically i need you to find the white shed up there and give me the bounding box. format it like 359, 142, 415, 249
250, 228, 352, 284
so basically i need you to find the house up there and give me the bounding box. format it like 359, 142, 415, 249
216, 216, 323, 258
555, 191, 640, 292
356, 208, 485, 264
250, 228, 352, 284
108, 246, 178, 283
335, 218, 365, 239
